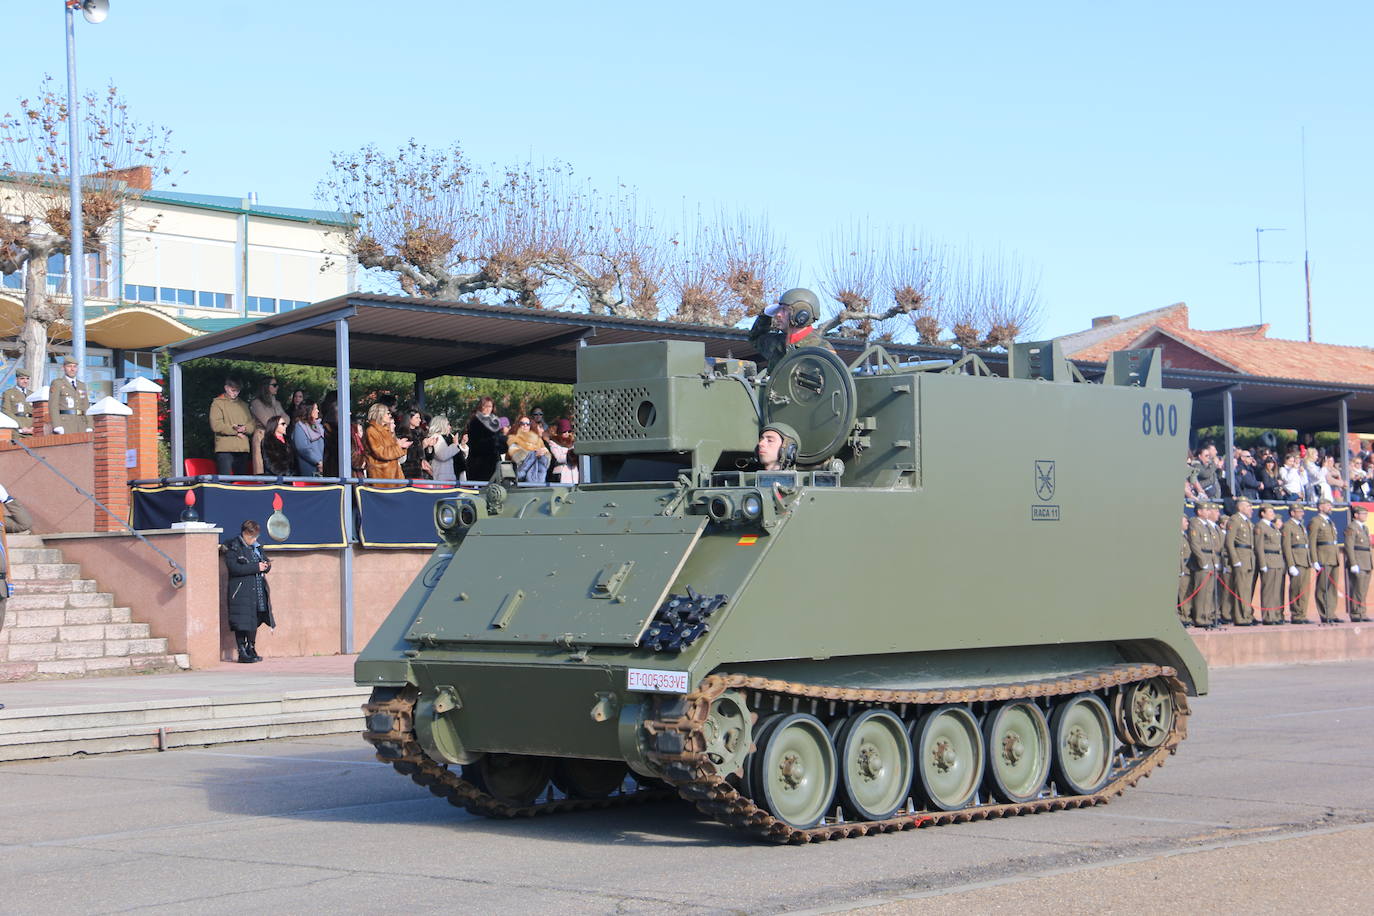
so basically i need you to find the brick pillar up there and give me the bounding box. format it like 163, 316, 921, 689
27, 388, 48, 437
89, 396, 134, 532
121, 377, 164, 481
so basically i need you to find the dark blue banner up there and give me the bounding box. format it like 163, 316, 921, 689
132, 483, 347, 549
355, 483, 478, 548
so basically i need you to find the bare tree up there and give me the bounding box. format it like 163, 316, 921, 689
321, 142, 684, 320
818, 227, 947, 340
942, 247, 1043, 350
817, 226, 1042, 349
0, 77, 180, 383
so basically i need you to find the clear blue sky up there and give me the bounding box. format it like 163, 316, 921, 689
4, 1, 1370, 344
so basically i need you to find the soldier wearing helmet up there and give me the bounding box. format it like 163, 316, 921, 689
747, 288, 836, 370
756, 422, 799, 471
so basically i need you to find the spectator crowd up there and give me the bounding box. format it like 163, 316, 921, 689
1185, 437, 1374, 505
209, 375, 579, 486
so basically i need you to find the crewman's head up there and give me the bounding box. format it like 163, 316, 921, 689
1235, 497, 1252, 517
756, 421, 799, 471
62, 357, 77, 378
1289, 503, 1306, 519
15, 372, 29, 387
1258, 504, 1276, 522
1354, 505, 1368, 520
765, 288, 820, 331
1319, 497, 1333, 515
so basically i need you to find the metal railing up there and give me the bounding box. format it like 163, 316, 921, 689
8, 438, 187, 588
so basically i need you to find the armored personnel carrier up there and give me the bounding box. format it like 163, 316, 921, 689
358, 337, 1205, 843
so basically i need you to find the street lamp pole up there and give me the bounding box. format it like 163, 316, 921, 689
62, 0, 107, 383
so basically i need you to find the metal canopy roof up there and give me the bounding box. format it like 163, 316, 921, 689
161, 293, 935, 383
161, 292, 1374, 433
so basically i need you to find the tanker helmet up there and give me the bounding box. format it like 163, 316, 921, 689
759, 421, 799, 469
776, 288, 820, 329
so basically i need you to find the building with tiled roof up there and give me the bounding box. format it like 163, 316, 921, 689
1060, 304, 1374, 387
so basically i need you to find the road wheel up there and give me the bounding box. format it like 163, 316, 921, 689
835, 708, 913, 821
552, 758, 629, 799
752, 712, 837, 829
981, 701, 1051, 804
912, 704, 984, 811
1051, 694, 1114, 795
464, 753, 554, 806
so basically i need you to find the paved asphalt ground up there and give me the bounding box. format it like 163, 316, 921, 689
3, 661, 1372, 915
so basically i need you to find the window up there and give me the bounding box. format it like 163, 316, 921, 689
246, 296, 278, 314
197, 291, 233, 309
159, 287, 195, 306
2, 272, 20, 290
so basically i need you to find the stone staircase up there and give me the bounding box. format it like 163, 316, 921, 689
0, 534, 187, 681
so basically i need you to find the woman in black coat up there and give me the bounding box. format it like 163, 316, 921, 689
223, 519, 276, 663
465, 395, 503, 483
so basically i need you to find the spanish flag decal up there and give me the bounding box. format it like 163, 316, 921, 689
736, 535, 758, 545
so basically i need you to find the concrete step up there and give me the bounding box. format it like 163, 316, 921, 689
11, 579, 98, 595
8, 548, 64, 564
0, 652, 186, 681
4, 590, 114, 612
4, 535, 47, 549
0, 687, 371, 761
7, 563, 81, 581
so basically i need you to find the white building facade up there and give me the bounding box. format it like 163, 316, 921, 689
1, 183, 354, 398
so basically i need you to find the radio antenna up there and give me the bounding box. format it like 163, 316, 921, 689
1301, 127, 1313, 342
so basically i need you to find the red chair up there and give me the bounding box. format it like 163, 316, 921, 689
184, 458, 216, 477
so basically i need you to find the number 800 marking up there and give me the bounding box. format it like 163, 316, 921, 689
1141, 402, 1178, 436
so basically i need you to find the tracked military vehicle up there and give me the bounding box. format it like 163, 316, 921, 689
357, 337, 1206, 843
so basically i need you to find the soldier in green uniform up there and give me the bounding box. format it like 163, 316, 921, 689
1178, 515, 1193, 624
1222, 498, 1256, 625
0, 371, 34, 437
747, 288, 836, 370
47, 357, 92, 435
1343, 504, 1371, 622
1187, 501, 1221, 627
1308, 497, 1343, 623
1282, 503, 1313, 623
1253, 504, 1284, 624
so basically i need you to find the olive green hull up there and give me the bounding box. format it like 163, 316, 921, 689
356, 341, 1206, 766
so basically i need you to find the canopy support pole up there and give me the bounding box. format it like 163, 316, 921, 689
336, 316, 355, 654
1223, 387, 1235, 501
1340, 397, 1350, 503
170, 361, 184, 475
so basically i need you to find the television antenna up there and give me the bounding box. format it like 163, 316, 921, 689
1232, 227, 1290, 324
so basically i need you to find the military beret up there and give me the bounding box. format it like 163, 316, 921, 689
1354, 505, 1369, 515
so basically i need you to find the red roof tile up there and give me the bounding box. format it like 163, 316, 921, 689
1062, 305, 1374, 386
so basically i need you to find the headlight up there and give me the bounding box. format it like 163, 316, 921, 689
707, 494, 735, 522
435, 500, 460, 532
458, 500, 479, 527
740, 492, 763, 520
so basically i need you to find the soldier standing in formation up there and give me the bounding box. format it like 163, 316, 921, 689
1345, 504, 1371, 623
47, 358, 92, 435
1283, 503, 1313, 624
747, 288, 836, 370
1187, 502, 1222, 627
1308, 498, 1343, 623
1178, 515, 1193, 624
1223, 498, 1256, 625
1253, 504, 1285, 624
1, 371, 34, 437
